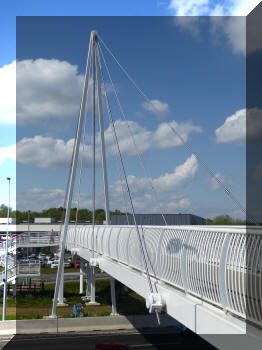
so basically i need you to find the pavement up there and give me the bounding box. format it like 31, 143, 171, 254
0, 337, 13, 350
1, 329, 217, 349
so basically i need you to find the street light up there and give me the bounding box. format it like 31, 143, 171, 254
27, 210, 30, 232
2, 177, 11, 321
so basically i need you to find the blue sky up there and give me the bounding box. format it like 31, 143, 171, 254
0, 0, 260, 219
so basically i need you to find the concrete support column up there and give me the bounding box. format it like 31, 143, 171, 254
57, 259, 67, 306
88, 265, 99, 305
12, 282, 16, 298
90, 266, 96, 303
82, 262, 91, 302
79, 259, 84, 294
85, 262, 91, 299
110, 277, 118, 316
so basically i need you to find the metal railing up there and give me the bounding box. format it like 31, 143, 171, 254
65, 225, 262, 328
0, 260, 41, 285
17, 260, 41, 275
0, 265, 16, 285
0, 253, 15, 268
16, 232, 60, 246
0, 240, 16, 255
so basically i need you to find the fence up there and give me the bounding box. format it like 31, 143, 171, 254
66, 225, 262, 328
16, 231, 60, 246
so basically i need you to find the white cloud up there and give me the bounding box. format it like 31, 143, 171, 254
209, 172, 232, 191
169, 0, 260, 17
16, 58, 113, 125
16, 188, 66, 211
16, 155, 197, 212
112, 154, 198, 194
229, 0, 261, 16
16, 119, 202, 168
16, 135, 96, 168
105, 120, 202, 156
215, 107, 262, 144
152, 154, 198, 191
168, 0, 210, 16
109, 155, 197, 213
0, 61, 16, 124
168, 0, 261, 55
0, 144, 16, 164
166, 198, 191, 211
209, 16, 246, 54
215, 108, 246, 144
153, 121, 202, 148
17, 59, 84, 124
142, 99, 170, 115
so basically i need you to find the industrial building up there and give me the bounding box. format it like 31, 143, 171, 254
110, 213, 205, 226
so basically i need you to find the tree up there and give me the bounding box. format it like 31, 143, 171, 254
0, 204, 10, 218
205, 215, 245, 225
95, 209, 105, 223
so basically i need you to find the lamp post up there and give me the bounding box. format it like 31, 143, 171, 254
27, 210, 30, 260
2, 177, 11, 321
27, 210, 30, 232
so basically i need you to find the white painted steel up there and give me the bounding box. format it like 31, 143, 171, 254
0, 266, 16, 285
16, 260, 40, 275
0, 261, 40, 285
16, 232, 60, 247
65, 224, 262, 329
0, 240, 16, 256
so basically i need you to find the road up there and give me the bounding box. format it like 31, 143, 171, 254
41, 272, 108, 284
3, 329, 216, 349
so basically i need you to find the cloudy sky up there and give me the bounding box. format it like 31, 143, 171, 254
0, 0, 261, 219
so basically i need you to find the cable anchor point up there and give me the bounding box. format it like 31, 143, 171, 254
146, 293, 164, 314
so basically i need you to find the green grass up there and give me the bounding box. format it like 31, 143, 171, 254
0, 295, 16, 307
0, 315, 17, 320
41, 267, 80, 274
4, 279, 147, 320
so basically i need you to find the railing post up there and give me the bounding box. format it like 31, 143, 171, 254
156, 228, 165, 278
218, 232, 231, 311
181, 230, 191, 293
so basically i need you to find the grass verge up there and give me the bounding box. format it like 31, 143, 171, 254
2, 280, 147, 320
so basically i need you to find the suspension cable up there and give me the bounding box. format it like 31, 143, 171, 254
97, 34, 256, 225
92, 46, 96, 258
98, 43, 167, 226
113, 149, 131, 225
97, 47, 155, 294
74, 94, 89, 235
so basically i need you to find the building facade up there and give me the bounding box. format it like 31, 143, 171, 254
110, 213, 205, 226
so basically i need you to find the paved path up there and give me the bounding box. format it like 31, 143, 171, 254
0, 337, 13, 350
2, 329, 216, 349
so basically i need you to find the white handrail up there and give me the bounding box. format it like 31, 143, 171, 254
65, 224, 262, 327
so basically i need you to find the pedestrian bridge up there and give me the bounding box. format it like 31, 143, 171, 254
65, 224, 261, 335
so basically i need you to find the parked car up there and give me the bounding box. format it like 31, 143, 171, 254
46, 258, 54, 266
71, 256, 81, 268
64, 262, 72, 268
95, 345, 131, 350
50, 262, 59, 269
